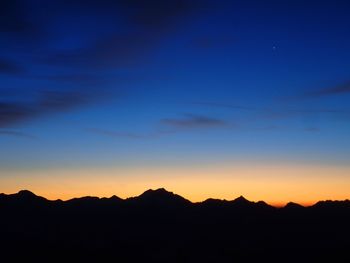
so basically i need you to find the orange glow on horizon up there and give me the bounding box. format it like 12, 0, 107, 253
1, 163, 349, 207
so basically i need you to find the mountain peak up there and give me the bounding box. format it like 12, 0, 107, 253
285, 202, 304, 209
147, 188, 169, 193
233, 195, 250, 203
17, 190, 37, 198
132, 188, 191, 206
109, 195, 123, 201
7, 190, 47, 203
140, 188, 174, 197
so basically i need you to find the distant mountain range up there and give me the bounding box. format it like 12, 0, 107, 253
0, 188, 349, 262
1, 188, 348, 208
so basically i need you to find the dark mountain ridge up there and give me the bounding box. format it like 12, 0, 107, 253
0, 189, 349, 262
2, 188, 347, 208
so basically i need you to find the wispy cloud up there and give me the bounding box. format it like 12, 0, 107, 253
32, 74, 108, 86
192, 101, 350, 120
0, 58, 23, 74
0, 102, 35, 127
190, 102, 256, 111
189, 100, 350, 133
43, 0, 204, 69
304, 127, 320, 133
0, 130, 36, 139
85, 113, 228, 140
161, 114, 228, 129
86, 128, 152, 139
0, 89, 103, 128
0, 0, 208, 129
85, 127, 178, 140
261, 108, 349, 120
302, 81, 350, 98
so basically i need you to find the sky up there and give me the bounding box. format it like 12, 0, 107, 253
1, 0, 350, 205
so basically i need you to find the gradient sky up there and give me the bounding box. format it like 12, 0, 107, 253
1, 0, 350, 205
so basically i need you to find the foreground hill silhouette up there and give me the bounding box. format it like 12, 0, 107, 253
0, 189, 349, 262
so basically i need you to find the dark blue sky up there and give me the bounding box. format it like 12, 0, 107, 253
1, 0, 350, 201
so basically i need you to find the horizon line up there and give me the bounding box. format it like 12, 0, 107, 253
2, 188, 349, 208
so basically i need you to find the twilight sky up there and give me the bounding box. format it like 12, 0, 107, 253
1, 0, 350, 205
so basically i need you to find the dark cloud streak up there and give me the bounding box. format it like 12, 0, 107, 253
86, 128, 152, 139
303, 81, 350, 98
86, 113, 227, 140
0, 90, 103, 128
85, 127, 178, 140
161, 114, 228, 129
44, 34, 157, 69
192, 101, 350, 119
0, 130, 36, 139
0, 0, 208, 128
43, 0, 204, 69
0, 58, 23, 74
0, 102, 36, 127
191, 102, 257, 111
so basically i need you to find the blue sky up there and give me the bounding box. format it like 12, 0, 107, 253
1, 0, 350, 201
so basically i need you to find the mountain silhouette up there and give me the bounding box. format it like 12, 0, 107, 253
0, 189, 48, 208
0, 189, 349, 262
284, 202, 305, 209
127, 188, 191, 208
11, 189, 45, 200
233, 195, 250, 203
